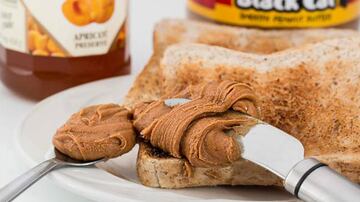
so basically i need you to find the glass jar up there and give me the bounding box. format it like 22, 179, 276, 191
187, 0, 360, 29
0, 0, 130, 100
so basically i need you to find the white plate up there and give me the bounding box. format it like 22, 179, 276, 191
15, 75, 297, 202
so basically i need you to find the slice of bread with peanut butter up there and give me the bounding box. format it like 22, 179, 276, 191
157, 39, 360, 186
126, 19, 360, 188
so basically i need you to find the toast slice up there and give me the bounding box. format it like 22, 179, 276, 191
157, 39, 360, 187
125, 19, 359, 106
126, 19, 360, 188
137, 143, 281, 188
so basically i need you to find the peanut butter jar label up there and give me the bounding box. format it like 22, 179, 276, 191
0, 0, 127, 57
188, 0, 360, 28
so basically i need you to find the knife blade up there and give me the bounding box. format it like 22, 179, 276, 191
163, 98, 360, 202
239, 123, 304, 179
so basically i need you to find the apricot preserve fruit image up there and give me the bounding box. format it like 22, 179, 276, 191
62, 0, 115, 26
27, 15, 65, 57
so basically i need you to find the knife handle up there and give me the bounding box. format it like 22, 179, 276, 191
284, 158, 360, 202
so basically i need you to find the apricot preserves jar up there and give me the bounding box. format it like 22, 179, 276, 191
187, 0, 360, 29
0, 0, 130, 100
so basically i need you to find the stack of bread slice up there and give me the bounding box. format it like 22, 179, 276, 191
125, 19, 360, 188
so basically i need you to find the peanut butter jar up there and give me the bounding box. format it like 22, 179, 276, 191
187, 0, 360, 29
0, 0, 130, 100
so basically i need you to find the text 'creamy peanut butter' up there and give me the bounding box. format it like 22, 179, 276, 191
188, 0, 360, 29
133, 81, 260, 167
53, 104, 135, 161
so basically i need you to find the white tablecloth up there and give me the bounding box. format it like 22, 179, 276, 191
0, 0, 186, 201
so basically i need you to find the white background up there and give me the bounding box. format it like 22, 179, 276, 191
0, 0, 186, 201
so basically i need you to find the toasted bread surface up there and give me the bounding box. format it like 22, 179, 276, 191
160, 40, 360, 185
126, 19, 360, 188
125, 19, 358, 106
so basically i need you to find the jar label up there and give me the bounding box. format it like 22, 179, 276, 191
188, 0, 360, 28
0, 0, 127, 57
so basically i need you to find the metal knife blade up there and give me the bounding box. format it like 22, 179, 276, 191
164, 98, 191, 107
239, 123, 304, 179
163, 98, 304, 179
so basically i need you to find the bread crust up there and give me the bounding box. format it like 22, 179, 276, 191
126, 19, 360, 188
137, 143, 282, 188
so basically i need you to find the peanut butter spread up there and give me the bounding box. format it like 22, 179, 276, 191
53, 104, 136, 161
133, 81, 259, 167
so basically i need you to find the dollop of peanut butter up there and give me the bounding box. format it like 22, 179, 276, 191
53, 104, 136, 161
133, 81, 259, 167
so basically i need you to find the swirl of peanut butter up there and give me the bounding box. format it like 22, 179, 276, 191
133, 81, 259, 167
53, 104, 136, 161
